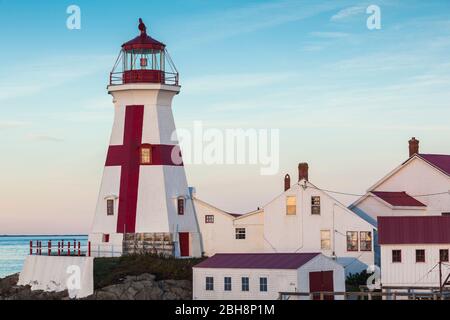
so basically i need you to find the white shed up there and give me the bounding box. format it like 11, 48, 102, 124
193, 253, 345, 300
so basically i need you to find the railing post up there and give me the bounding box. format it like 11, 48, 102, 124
309, 293, 314, 300
38, 241, 42, 255
78, 241, 81, 256
30, 241, 33, 255
368, 292, 372, 300
68, 242, 71, 256
320, 292, 324, 300
88, 241, 91, 257
48, 240, 51, 256
58, 242, 61, 256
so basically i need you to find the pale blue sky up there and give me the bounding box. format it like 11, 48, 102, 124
1, 0, 450, 234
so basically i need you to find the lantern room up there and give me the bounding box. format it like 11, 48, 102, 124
110, 19, 179, 86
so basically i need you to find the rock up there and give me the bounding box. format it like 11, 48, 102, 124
0, 272, 192, 300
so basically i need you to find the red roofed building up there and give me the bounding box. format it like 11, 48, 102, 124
351, 138, 450, 226
378, 216, 450, 293
193, 253, 345, 300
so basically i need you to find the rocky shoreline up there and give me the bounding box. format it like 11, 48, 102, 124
0, 273, 192, 300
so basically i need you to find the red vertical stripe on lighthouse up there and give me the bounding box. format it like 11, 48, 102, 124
105, 105, 144, 234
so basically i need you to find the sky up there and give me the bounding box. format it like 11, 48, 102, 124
0, 0, 450, 234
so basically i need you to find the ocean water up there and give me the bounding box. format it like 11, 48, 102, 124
0, 235, 87, 279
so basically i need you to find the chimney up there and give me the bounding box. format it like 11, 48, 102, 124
284, 174, 291, 191
298, 163, 309, 182
409, 137, 419, 157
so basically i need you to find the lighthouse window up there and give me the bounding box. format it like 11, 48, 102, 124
140, 146, 152, 164
106, 199, 114, 216
178, 197, 185, 215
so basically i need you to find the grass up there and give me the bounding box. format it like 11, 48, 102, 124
93, 254, 206, 289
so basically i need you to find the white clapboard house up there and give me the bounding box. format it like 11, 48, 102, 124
378, 216, 450, 296
192, 253, 345, 300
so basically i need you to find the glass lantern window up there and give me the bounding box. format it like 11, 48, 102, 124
123, 50, 164, 71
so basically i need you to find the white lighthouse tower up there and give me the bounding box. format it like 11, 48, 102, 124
89, 19, 202, 258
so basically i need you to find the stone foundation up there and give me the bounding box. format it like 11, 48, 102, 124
123, 233, 175, 256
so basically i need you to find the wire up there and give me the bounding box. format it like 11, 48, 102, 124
303, 184, 449, 199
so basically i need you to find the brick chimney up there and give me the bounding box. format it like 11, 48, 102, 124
298, 163, 309, 182
409, 137, 419, 157
284, 174, 291, 191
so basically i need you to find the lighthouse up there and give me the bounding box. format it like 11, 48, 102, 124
89, 20, 202, 258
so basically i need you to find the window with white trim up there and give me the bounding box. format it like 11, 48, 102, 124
311, 196, 321, 215
286, 196, 296, 215
205, 215, 214, 224
320, 230, 331, 250
205, 277, 214, 291
360, 231, 372, 251
235, 228, 246, 240
224, 277, 232, 291
259, 277, 268, 292
106, 199, 114, 216
241, 277, 249, 292
347, 231, 358, 251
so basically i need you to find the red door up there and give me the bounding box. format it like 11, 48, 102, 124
179, 232, 190, 257
309, 271, 334, 300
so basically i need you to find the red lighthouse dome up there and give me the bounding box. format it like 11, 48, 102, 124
110, 19, 178, 86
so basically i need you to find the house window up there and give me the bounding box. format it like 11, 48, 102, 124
346, 231, 358, 251
241, 277, 249, 291
260, 277, 268, 292
440, 249, 449, 262
320, 230, 331, 250
442, 212, 450, 216
416, 249, 426, 263
106, 199, 114, 216
311, 196, 321, 215
224, 277, 232, 291
205, 215, 214, 224
286, 196, 296, 215
392, 250, 402, 263
102, 234, 110, 243
140, 145, 152, 164
177, 197, 185, 215
360, 232, 372, 251
235, 228, 246, 240
205, 277, 214, 291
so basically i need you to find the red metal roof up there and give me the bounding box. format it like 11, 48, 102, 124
372, 191, 426, 207
419, 154, 450, 176
194, 253, 320, 269
378, 216, 450, 244
122, 34, 165, 51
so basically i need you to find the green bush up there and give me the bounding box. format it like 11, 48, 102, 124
346, 270, 371, 292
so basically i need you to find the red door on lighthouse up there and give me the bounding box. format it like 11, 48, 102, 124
179, 233, 190, 257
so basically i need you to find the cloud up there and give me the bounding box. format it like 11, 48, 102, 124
330, 6, 365, 22
0, 121, 28, 130
0, 55, 115, 102
26, 134, 64, 142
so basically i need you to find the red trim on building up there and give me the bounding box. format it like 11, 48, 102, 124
194, 253, 320, 269
378, 216, 450, 245
418, 154, 450, 177
371, 191, 426, 207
